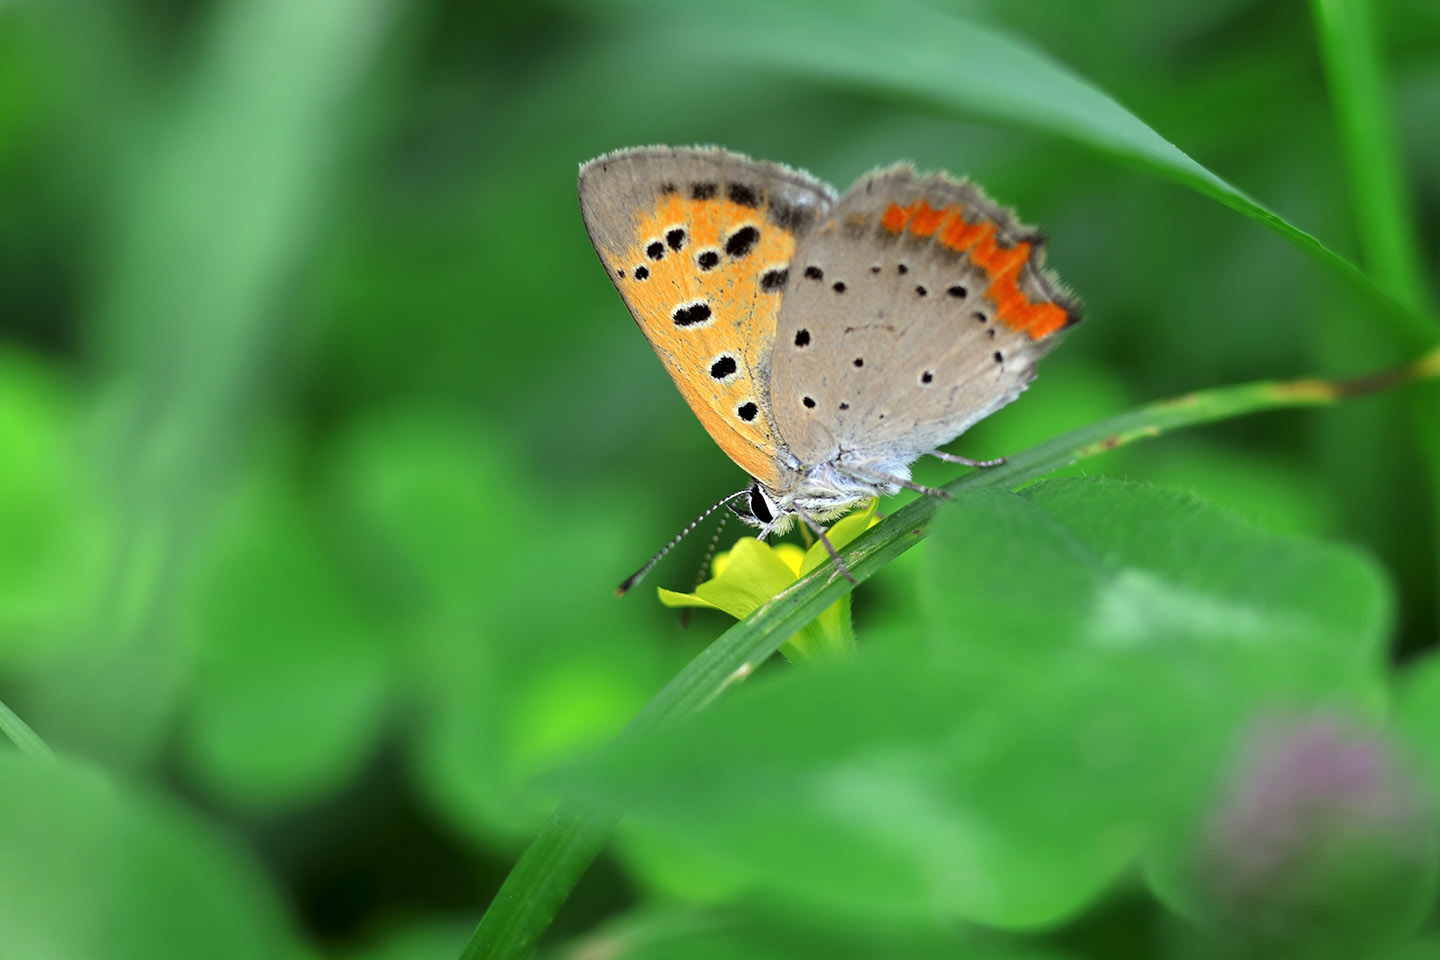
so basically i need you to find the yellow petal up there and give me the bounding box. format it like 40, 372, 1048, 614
656, 586, 722, 610
693, 537, 799, 620
773, 543, 806, 577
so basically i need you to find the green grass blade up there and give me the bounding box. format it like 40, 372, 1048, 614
72, 0, 396, 760
1310, 0, 1431, 311
459, 346, 1440, 960
1309, 0, 1440, 633
0, 698, 53, 758
625, 0, 1437, 346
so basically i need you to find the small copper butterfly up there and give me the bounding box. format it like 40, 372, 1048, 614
579, 146, 1080, 588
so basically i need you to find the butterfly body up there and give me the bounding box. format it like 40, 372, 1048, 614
579, 146, 1079, 540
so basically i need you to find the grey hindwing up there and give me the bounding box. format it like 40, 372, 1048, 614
769, 166, 1074, 470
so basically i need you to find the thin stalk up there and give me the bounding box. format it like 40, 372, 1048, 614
1309, 0, 1440, 634
1309, 0, 1431, 312
460, 347, 1440, 960
0, 698, 54, 758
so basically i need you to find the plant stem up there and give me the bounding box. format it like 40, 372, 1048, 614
1309, 0, 1431, 314
1309, 0, 1440, 638
0, 698, 54, 758
459, 348, 1440, 960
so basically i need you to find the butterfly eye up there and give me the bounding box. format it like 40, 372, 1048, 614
724, 482, 775, 529
748, 483, 775, 525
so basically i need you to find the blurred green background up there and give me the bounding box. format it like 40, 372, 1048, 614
1, 0, 1438, 957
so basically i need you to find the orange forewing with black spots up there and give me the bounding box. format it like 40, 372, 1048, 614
600, 191, 799, 487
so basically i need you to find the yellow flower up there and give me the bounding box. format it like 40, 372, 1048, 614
656, 506, 877, 664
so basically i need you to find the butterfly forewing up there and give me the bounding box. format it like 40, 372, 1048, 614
578, 146, 836, 487
769, 166, 1081, 468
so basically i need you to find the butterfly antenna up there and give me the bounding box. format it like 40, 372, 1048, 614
617, 487, 750, 597
678, 508, 732, 628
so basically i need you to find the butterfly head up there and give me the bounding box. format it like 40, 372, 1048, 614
728, 479, 784, 530
727, 473, 879, 538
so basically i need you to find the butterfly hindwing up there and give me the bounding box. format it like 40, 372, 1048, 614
769, 165, 1081, 468
578, 146, 836, 487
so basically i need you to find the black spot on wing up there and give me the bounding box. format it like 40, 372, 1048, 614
646, 241, 664, 260
697, 250, 719, 271
770, 202, 812, 232
727, 182, 760, 207
666, 228, 687, 251
691, 182, 718, 200
709, 355, 737, 380
672, 302, 712, 327
760, 267, 789, 292
725, 226, 760, 258
794, 329, 810, 347
737, 401, 758, 422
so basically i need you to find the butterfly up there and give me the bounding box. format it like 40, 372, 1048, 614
578, 146, 1079, 588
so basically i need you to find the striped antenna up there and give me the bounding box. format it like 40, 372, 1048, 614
616, 487, 750, 597
678, 506, 733, 628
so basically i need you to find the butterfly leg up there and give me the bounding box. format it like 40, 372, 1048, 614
891, 478, 950, 498
791, 503, 857, 584
927, 450, 1006, 468
841, 466, 951, 500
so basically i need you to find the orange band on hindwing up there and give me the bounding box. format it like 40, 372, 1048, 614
882, 201, 1071, 340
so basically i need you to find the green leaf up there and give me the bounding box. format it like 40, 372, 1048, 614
343, 921, 471, 960
0, 753, 308, 960
465, 359, 1440, 959
921, 479, 1388, 683
63, 0, 398, 764
554, 480, 1390, 930
1148, 713, 1438, 956
1395, 651, 1440, 798
561, 904, 1078, 960
0, 350, 107, 665
324, 408, 670, 844
180, 444, 392, 812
